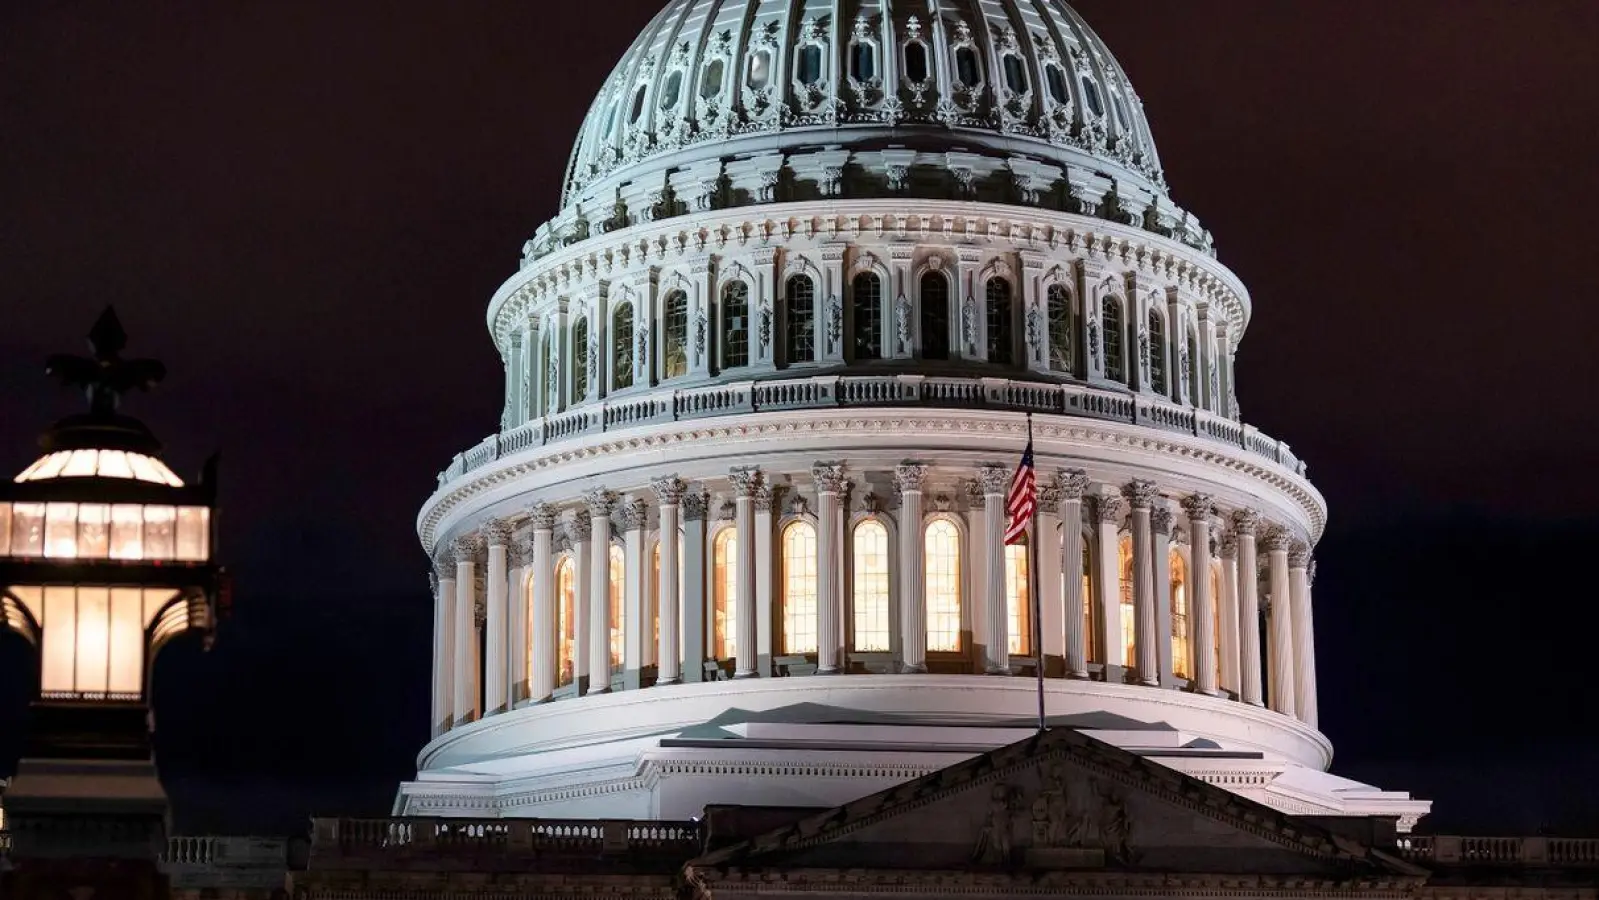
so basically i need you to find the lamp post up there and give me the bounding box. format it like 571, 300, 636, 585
0, 308, 224, 895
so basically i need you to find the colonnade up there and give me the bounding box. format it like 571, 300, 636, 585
428, 466, 1320, 739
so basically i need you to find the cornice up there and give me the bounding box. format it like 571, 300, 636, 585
684, 867, 1428, 897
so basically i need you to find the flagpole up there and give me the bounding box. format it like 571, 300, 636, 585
1028, 413, 1046, 734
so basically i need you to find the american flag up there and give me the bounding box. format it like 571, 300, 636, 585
1004, 438, 1036, 545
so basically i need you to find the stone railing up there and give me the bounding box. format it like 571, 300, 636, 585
309, 818, 700, 865
1398, 835, 1599, 867
436, 375, 1305, 490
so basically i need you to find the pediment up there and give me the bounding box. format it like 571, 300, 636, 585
696, 729, 1422, 881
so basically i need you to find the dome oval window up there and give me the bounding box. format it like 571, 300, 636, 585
747, 48, 772, 90
850, 43, 876, 82
1002, 53, 1027, 94
796, 44, 824, 86
1080, 75, 1104, 117
660, 70, 683, 110
1045, 65, 1068, 105
955, 46, 981, 88
1113, 94, 1130, 130
701, 58, 725, 99
904, 41, 930, 84
629, 85, 648, 124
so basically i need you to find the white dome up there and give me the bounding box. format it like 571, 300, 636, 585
531, 0, 1210, 262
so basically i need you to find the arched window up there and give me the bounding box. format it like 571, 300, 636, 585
612, 303, 635, 391
784, 274, 816, 365
852, 272, 883, 361
660, 70, 683, 110
852, 519, 891, 651
662, 290, 689, 379
1082, 541, 1097, 663
1005, 536, 1030, 655
1118, 535, 1135, 668
924, 519, 963, 652
630, 85, 647, 124
920, 271, 951, 361
1170, 549, 1190, 679
721, 281, 750, 370
1148, 310, 1168, 396
955, 46, 981, 88
780, 521, 818, 654
850, 43, 876, 82
572, 317, 590, 398
1102, 297, 1125, 383
608, 545, 626, 673
1045, 65, 1069, 105
1002, 53, 1027, 94
700, 59, 725, 99
555, 557, 577, 687
986, 278, 1014, 366
712, 529, 737, 660
1080, 75, 1104, 118
747, 49, 772, 90
1047, 285, 1073, 373
904, 41, 931, 84
796, 45, 824, 86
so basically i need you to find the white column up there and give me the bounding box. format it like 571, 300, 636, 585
1262, 526, 1297, 718
1037, 485, 1064, 674
586, 490, 618, 695
528, 505, 556, 702
1058, 471, 1090, 678
568, 516, 592, 691
507, 539, 529, 707
652, 477, 686, 685
681, 490, 710, 681
730, 467, 761, 678
979, 465, 1011, 674
1123, 481, 1159, 687
483, 520, 511, 715
1183, 496, 1219, 696
1216, 530, 1242, 698
452, 536, 481, 726
1151, 504, 1175, 687
1290, 546, 1319, 728
1232, 510, 1264, 706
1091, 493, 1124, 678
813, 463, 848, 674
431, 563, 454, 738
896, 464, 928, 673
754, 482, 776, 676
622, 497, 648, 690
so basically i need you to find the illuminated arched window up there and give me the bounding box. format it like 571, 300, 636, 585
1118, 536, 1135, 667
721, 281, 750, 370
1005, 536, 1030, 655
572, 317, 590, 398
921, 271, 951, 361
1149, 310, 1168, 396
555, 557, 577, 687
986, 278, 1014, 366
612, 302, 635, 390
712, 529, 737, 660
780, 521, 818, 654
1081, 540, 1097, 663
925, 519, 963, 652
784, 275, 816, 365
609, 544, 626, 672
852, 519, 891, 651
852, 272, 883, 361
662, 290, 689, 379
1170, 549, 1190, 679
1102, 298, 1125, 383
1047, 285, 1073, 373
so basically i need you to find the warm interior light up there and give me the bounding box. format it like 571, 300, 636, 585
13, 448, 184, 486
19, 585, 179, 698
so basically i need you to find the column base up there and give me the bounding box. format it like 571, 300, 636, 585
899, 663, 927, 674
815, 666, 840, 675
586, 687, 611, 697
1066, 671, 1091, 680
733, 671, 760, 680
654, 677, 680, 687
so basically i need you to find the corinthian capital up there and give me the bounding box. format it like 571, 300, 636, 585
452, 533, 484, 565
978, 464, 1011, 496
618, 497, 649, 532
1288, 541, 1312, 569
565, 515, 593, 544
894, 463, 928, 493
1092, 494, 1125, 525
1150, 505, 1175, 537
682, 490, 711, 522
528, 502, 558, 531
482, 518, 512, 548
585, 488, 620, 519
1057, 469, 1091, 501
754, 482, 777, 512
813, 462, 849, 495
1231, 509, 1262, 537
651, 476, 688, 506
728, 466, 763, 498
1180, 494, 1215, 523
1259, 525, 1292, 553
1037, 484, 1064, 508
1217, 530, 1239, 559
1122, 479, 1160, 509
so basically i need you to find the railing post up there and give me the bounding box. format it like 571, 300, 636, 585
1434, 836, 1461, 864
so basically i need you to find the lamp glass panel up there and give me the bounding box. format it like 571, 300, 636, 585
144, 507, 176, 558
75, 587, 111, 694
78, 504, 110, 558
40, 586, 77, 693
33, 452, 70, 481
98, 451, 134, 479
0, 504, 11, 554
142, 588, 175, 629
109, 590, 144, 695
44, 503, 79, 559
176, 507, 207, 561
110, 505, 144, 560
62, 449, 99, 477
11, 503, 44, 557
128, 454, 163, 483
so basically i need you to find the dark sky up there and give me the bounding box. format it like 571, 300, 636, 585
3, 1, 1597, 835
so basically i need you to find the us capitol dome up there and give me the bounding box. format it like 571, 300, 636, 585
401, 0, 1429, 829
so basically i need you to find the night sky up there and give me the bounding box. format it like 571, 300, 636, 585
3, 2, 1597, 836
